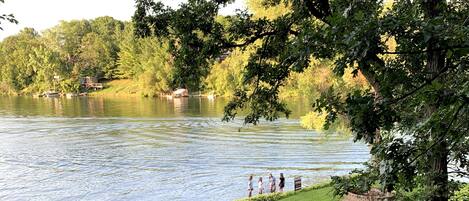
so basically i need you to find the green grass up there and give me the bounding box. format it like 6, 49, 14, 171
278, 186, 339, 201
237, 182, 341, 201
88, 79, 141, 96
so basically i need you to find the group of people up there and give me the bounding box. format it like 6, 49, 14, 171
247, 173, 285, 197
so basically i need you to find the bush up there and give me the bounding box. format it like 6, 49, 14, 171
331, 170, 377, 197
300, 111, 351, 135
451, 184, 469, 201
395, 185, 431, 201
300, 111, 327, 131
60, 79, 80, 93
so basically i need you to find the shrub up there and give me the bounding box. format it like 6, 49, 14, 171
300, 111, 351, 135
451, 184, 469, 201
331, 170, 377, 197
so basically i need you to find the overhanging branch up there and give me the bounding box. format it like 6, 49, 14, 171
380, 45, 469, 55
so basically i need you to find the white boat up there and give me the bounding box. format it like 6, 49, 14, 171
207, 94, 216, 100
172, 88, 189, 98
43, 91, 60, 98
66, 93, 78, 98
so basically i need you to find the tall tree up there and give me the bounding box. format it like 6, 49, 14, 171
134, 0, 469, 200
79, 32, 115, 79
117, 22, 141, 79
0, 28, 41, 92
43, 20, 92, 77
89, 16, 125, 79
27, 44, 64, 92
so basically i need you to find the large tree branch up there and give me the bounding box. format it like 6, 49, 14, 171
358, 53, 385, 96
222, 29, 298, 49
221, 17, 299, 49
408, 102, 466, 166
304, 0, 332, 25
389, 64, 451, 104
380, 45, 469, 55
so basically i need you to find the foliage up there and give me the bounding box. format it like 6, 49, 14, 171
133, 0, 228, 91
0, 17, 174, 96
300, 111, 327, 131
204, 48, 250, 96
0, 28, 43, 93
394, 185, 433, 201
134, 0, 469, 200
300, 111, 350, 135
118, 35, 173, 96
331, 169, 377, 197
0, 18, 125, 94
42, 19, 92, 76
246, 0, 290, 20
451, 184, 469, 201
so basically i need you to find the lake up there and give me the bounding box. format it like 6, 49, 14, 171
0, 96, 370, 201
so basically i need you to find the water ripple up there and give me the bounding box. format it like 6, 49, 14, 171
0, 114, 369, 201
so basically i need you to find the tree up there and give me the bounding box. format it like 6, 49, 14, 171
0, 28, 41, 92
79, 32, 115, 79
204, 48, 249, 96
117, 22, 174, 95
27, 44, 64, 92
89, 16, 124, 79
43, 20, 92, 77
117, 23, 142, 79
0, 28, 67, 94
134, 0, 469, 200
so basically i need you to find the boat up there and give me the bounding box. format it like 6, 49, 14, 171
43, 91, 60, 98
66, 93, 78, 98
207, 94, 216, 100
172, 88, 189, 98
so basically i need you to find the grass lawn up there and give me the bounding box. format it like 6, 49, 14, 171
88, 79, 140, 96
278, 186, 340, 201
237, 183, 341, 201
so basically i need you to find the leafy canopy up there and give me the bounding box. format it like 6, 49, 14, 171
134, 0, 469, 200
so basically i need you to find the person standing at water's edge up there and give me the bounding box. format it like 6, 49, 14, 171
269, 173, 276, 193
247, 175, 254, 197
258, 177, 264, 194
279, 173, 285, 192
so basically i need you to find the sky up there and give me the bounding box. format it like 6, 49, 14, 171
0, 0, 246, 40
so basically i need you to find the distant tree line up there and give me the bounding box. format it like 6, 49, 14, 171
0, 16, 173, 95
0, 14, 365, 99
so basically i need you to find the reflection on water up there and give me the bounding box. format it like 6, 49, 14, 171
173, 97, 189, 115
0, 96, 369, 201
0, 96, 313, 118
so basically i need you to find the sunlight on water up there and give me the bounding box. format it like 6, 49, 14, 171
0, 96, 369, 201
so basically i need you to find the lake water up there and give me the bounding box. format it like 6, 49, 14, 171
0, 96, 370, 201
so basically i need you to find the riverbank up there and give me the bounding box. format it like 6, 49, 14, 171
237, 182, 340, 201
88, 79, 211, 97
87, 79, 142, 97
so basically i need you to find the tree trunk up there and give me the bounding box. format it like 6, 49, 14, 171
426, 51, 449, 201
424, 1, 449, 200
429, 140, 449, 201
